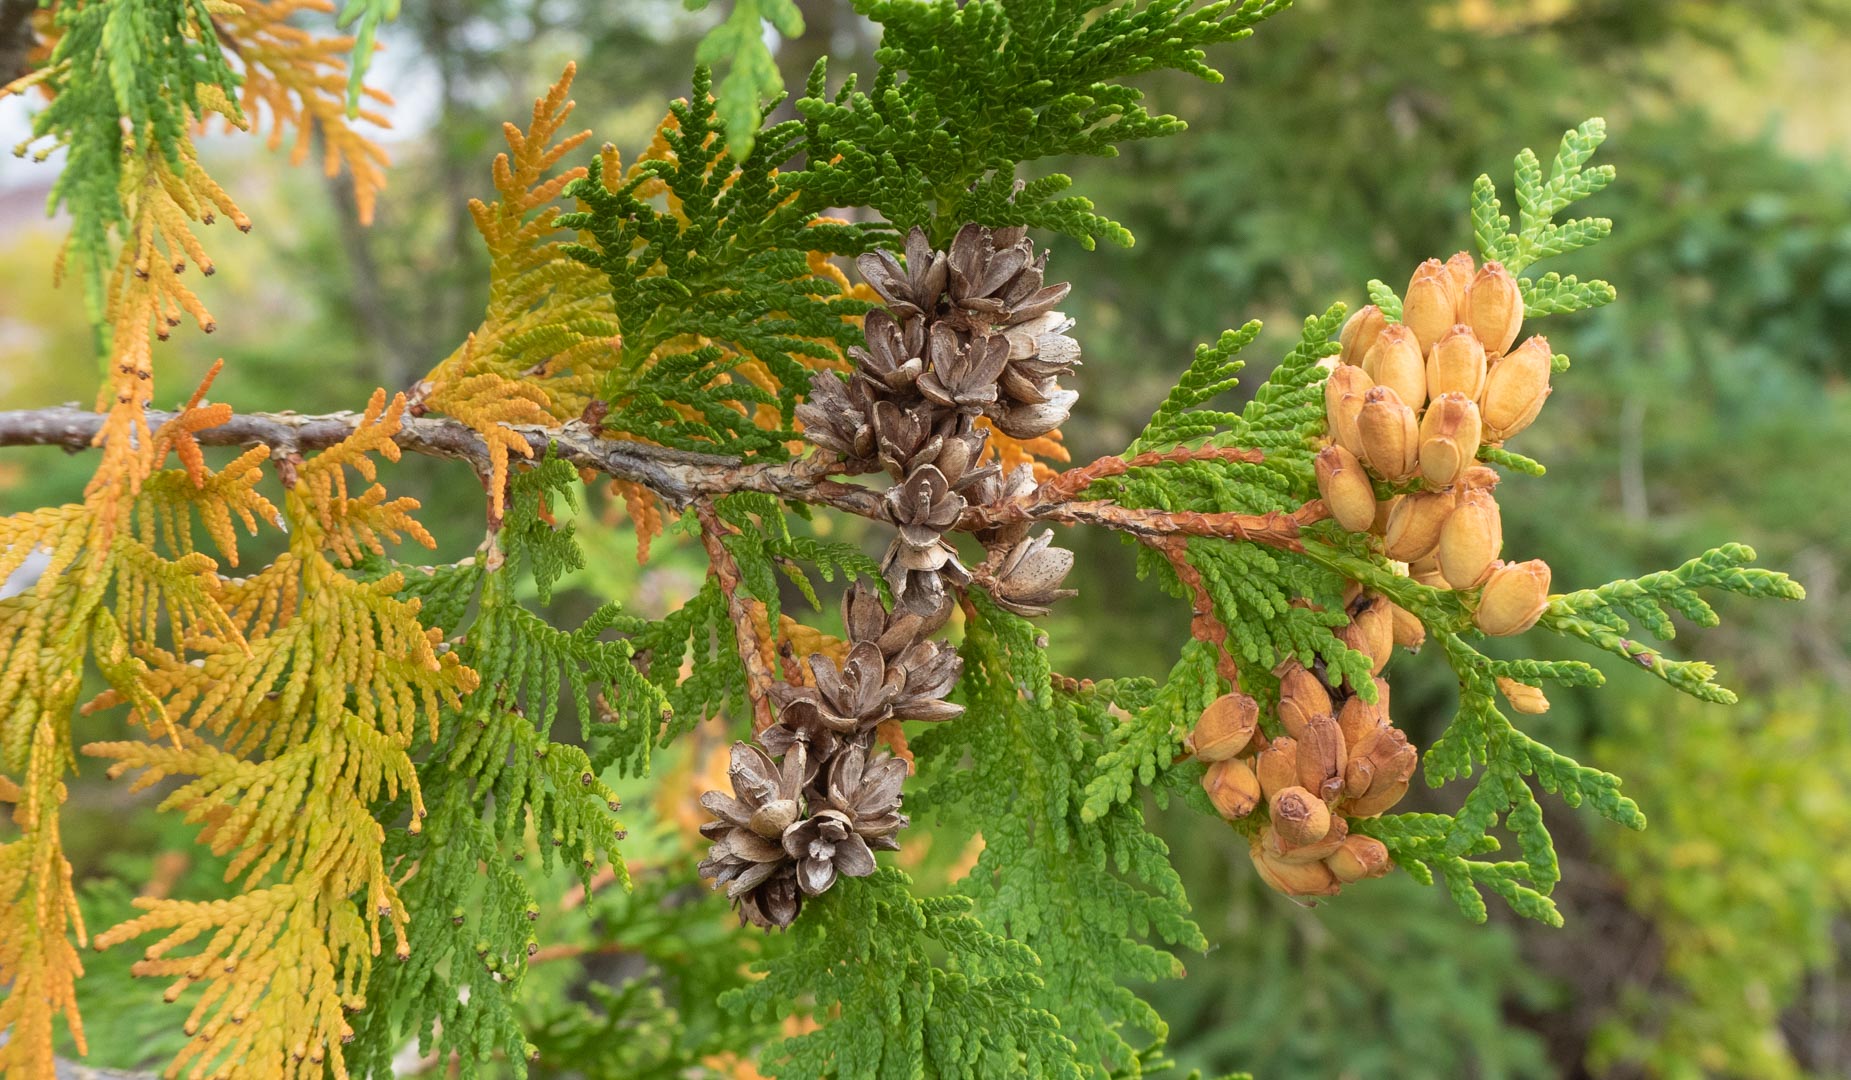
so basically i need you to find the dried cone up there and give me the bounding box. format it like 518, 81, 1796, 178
1264, 815, 1350, 864
1345, 727, 1418, 816
1324, 363, 1373, 458
1202, 758, 1261, 820
1383, 490, 1454, 562
1256, 738, 1299, 800
1295, 714, 1348, 803
1356, 386, 1420, 482
1315, 445, 1377, 533
1339, 304, 1388, 366
1427, 325, 1489, 402
1475, 558, 1552, 636
1496, 676, 1551, 714
1417, 392, 1483, 490
1361, 323, 1427, 410
1402, 259, 1460, 354
1191, 692, 1259, 762
1437, 489, 1503, 589
1269, 786, 1332, 846
1276, 661, 1332, 741
1326, 835, 1392, 883
1252, 839, 1342, 897
1465, 261, 1523, 355
1481, 335, 1553, 441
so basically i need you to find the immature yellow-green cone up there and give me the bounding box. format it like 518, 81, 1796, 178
1474, 558, 1552, 636
1361, 323, 1427, 409
1465, 261, 1523, 355
1417, 392, 1483, 490
1402, 258, 1458, 354
1202, 758, 1261, 820
1383, 489, 1453, 562
1481, 335, 1553, 441
1437, 489, 1502, 589
1339, 304, 1388, 366
1495, 676, 1551, 714
1190, 692, 1259, 762
1269, 785, 1332, 846
1315, 445, 1377, 533
1251, 839, 1341, 898
1444, 250, 1476, 298
1356, 386, 1420, 481
1323, 363, 1372, 458
1256, 737, 1299, 800
1276, 660, 1333, 741
1427, 324, 1488, 400
1326, 835, 1392, 883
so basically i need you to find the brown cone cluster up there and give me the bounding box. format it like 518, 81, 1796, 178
699, 584, 952, 928
1190, 592, 1417, 900
1321, 253, 1555, 638
705, 226, 1084, 928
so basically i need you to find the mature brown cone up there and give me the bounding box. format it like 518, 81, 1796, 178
1345, 726, 1418, 817
853, 307, 927, 395
1263, 814, 1349, 864
1326, 835, 1392, 883
857, 225, 950, 318
1256, 737, 1299, 799
1336, 595, 1394, 676
1336, 679, 1389, 748
1295, 714, 1348, 803
1356, 386, 1420, 481
1190, 692, 1259, 761
1315, 445, 1377, 533
1251, 839, 1341, 898
1361, 323, 1427, 410
918, 323, 1010, 413
1276, 660, 1331, 741
698, 742, 813, 928
1270, 785, 1333, 845
1203, 758, 1262, 820
797, 371, 879, 459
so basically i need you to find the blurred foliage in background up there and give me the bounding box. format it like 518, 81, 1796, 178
2, 0, 1848, 1076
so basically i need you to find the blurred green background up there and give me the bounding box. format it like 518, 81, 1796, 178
3, 1, 1850, 1077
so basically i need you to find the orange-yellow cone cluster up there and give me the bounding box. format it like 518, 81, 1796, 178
1189, 593, 1418, 899
1319, 253, 1555, 638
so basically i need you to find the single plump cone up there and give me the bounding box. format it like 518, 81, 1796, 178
1276, 661, 1333, 741
1336, 596, 1395, 676
1337, 679, 1389, 748
1269, 786, 1332, 846
1202, 758, 1262, 820
1465, 261, 1523, 355
1191, 692, 1259, 761
1264, 815, 1350, 864
1402, 259, 1459, 354
1474, 558, 1552, 636
1496, 675, 1551, 714
1443, 250, 1476, 297
1408, 555, 1447, 588
1437, 489, 1503, 589
1356, 386, 1420, 481
1295, 714, 1348, 803
1315, 446, 1377, 533
1426, 324, 1488, 401
1344, 727, 1418, 816
1383, 490, 1454, 562
1417, 392, 1483, 490
1390, 602, 1426, 651
1326, 835, 1392, 883
1256, 738, 1300, 800
1251, 839, 1341, 898
1361, 323, 1427, 410
1339, 305, 1388, 366
1481, 335, 1552, 441
1324, 363, 1373, 458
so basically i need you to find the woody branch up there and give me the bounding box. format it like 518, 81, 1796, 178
0, 405, 1323, 550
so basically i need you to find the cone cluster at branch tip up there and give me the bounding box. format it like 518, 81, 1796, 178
704, 225, 1083, 927
1189, 590, 1418, 898
1320, 253, 1554, 639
